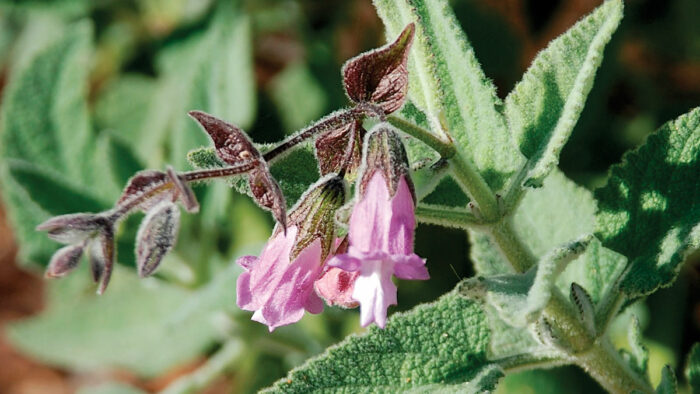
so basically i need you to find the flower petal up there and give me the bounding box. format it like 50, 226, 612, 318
351, 258, 397, 328
348, 172, 391, 252
257, 238, 323, 331
385, 176, 416, 255
392, 253, 429, 280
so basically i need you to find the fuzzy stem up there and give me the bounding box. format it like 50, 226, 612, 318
387, 115, 455, 158
487, 218, 538, 272
491, 214, 652, 393
448, 152, 500, 222
262, 108, 359, 163
575, 337, 654, 393
415, 204, 484, 230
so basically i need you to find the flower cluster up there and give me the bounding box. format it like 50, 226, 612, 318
36, 23, 428, 330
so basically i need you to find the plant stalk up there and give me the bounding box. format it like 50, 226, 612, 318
387, 115, 455, 158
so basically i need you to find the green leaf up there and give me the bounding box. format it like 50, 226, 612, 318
264, 290, 494, 393
402, 365, 504, 394
188, 145, 319, 207
93, 74, 157, 154
0, 22, 111, 264
595, 107, 700, 296
685, 343, 700, 393
504, 0, 623, 188
468, 236, 591, 328
139, 2, 255, 168
470, 170, 626, 303
7, 266, 221, 378
626, 316, 649, 376
655, 365, 678, 394
373, 0, 523, 191
268, 63, 328, 135
0, 21, 92, 179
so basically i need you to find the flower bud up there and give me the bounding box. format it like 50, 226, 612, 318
287, 175, 347, 260
136, 201, 180, 277
45, 244, 84, 278
36, 213, 108, 244
360, 124, 414, 201
236, 175, 346, 331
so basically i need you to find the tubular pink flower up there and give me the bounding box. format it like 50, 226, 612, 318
328, 172, 428, 328
237, 225, 325, 332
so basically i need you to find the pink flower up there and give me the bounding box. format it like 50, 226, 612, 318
237, 225, 325, 331
328, 171, 428, 328
236, 175, 346, 331
315, 267, 360, 308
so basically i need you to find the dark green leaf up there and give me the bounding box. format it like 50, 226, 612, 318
595, 108, 700, 296
265, 290, 493, 393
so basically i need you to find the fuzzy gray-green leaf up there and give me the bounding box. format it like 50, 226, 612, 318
505, 0, 623, 188
470, 170, 626, 303
373, 0, 523, 191
595, 107, 700, 297
264, 290, 493, 393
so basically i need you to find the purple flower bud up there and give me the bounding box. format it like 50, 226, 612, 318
95, 227, 116, 295
119, 169, 198, 214
36, 213, 108, 244
236, 175, 346, 331
45, 244, 84, 278
136, 202, 180, 277
328, 126, 428, 328
342, 23, 415, 115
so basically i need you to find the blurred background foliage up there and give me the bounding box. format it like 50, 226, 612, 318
0, 0, 697, 393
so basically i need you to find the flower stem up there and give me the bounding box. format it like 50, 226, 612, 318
415, 204, 484, 230
387, 115, 455, 158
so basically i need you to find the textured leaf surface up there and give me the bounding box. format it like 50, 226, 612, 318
595, 108, 700, 296
0, 22, 109, 264
264, 291, 492, 393
470, 236, 590, 328
7, 267, 220, 377
139, 2, 254, 168
373, 0, 523, 191
655, 365, 678, 394
470, 170, 626, 303
685, 343, 700, 393
505, 0, 622, 188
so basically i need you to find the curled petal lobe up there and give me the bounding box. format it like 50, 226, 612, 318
352, 259, 397, 328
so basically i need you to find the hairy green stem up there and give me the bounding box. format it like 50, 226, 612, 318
161, 339, 243, 394
487, 218, 537, 272
576, 338, 654, 393
448, 152, 500, 222
415, 204, 484, 229
387, 115, 455, 158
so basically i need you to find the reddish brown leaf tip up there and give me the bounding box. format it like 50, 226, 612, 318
315, 120, 365, 179
342, 23, 415, 114
188, 110, 260, 165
